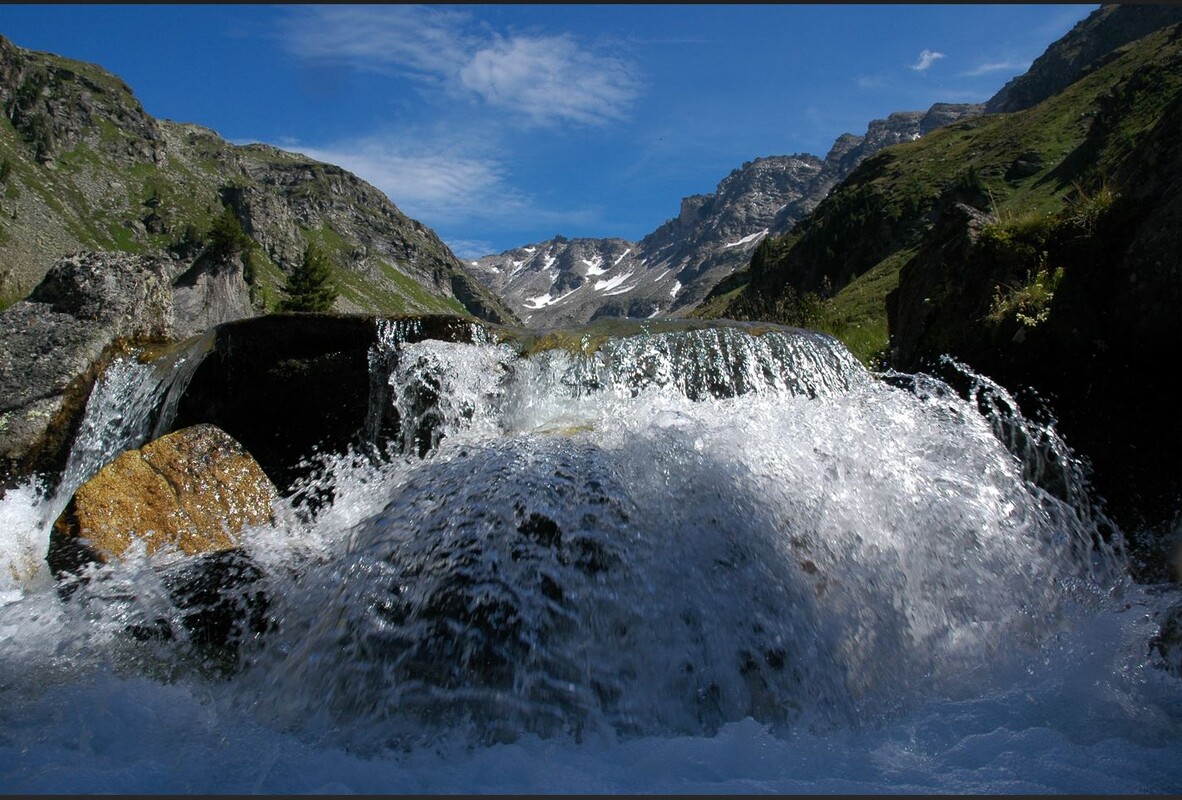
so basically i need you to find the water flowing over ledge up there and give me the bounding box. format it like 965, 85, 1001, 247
0, 314, 1178, 793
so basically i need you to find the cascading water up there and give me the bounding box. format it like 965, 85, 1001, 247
0, 322, 1179, 793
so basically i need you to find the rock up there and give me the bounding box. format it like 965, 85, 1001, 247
1006, 150, 1045, 180
1151, 604, 1182, 676
151, 547, 272, 669
169, 313, 483, 493
170, 251, 254, 340
0, 251, 175, 484
887, 202, 996, 370
47, 423, 277, 578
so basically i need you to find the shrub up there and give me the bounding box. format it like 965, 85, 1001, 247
987, 266, 1065, 327
1064, 179, 1117, 235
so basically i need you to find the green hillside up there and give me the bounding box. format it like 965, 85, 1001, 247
699, 24, 1182, 367
0, 35, 515, 323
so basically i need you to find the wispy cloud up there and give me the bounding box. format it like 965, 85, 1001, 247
278, 131, 604, 251
279, 6, 640, 127
910, 49, 946, 72
445, 239, 498, 261
461, 35, 638, 126
960, 59, 1029, 78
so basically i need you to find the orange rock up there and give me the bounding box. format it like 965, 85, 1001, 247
48, 424, 276, 575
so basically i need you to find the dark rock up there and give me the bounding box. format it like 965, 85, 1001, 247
158, 547, 272, 666
1006, 150, 1045, 180
1151, 604, 1182, 677
169, 313, 482, 493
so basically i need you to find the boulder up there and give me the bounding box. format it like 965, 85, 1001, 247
170, 313, 483, 493
0, 251, 175, 485
0, 249, 260, 491
47, 423, 277, 578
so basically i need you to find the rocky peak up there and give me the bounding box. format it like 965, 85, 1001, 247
0, 35, 162, 166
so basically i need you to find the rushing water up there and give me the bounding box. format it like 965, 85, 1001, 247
0, 322, 1179, 793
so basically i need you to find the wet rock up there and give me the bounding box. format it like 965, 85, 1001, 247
47, 423, 277, 578
170, 313, 482, 492
156, 547, 272, 669
0, 251, 175, 484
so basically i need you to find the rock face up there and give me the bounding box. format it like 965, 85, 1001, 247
47, 424, 277, 578
0, 34, 513, 323
985, 4, 1182, 114
472, 103, 980, 327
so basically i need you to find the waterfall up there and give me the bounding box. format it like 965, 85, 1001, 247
235, 322, 1130, 751
1, 318, 1175, 794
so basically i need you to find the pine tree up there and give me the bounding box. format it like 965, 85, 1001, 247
207, 206, 252, 259
279, 242, 339, 312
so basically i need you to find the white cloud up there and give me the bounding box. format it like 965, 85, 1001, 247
276, 132, 605, 246
460, 35, 638, 126
910, 49, 946, 72
279, 6, 639, 127
279, 5, 469, 80
960, 60, 1029, 78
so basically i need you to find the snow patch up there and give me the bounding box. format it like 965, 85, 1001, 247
670, 281, 682, 299
523, 288, 578, 309
581, 256, 607, 277
723, 229, 769, 248
594, 272, 633, 293
523, 246, 537, 254
613, 249, 632, 267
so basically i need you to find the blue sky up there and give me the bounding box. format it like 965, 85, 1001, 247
1, 4, 1096, 258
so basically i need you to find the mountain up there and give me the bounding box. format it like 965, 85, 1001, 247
471, 103, 981, 328
0, 35, 515, 324
697, 10, 1182, 556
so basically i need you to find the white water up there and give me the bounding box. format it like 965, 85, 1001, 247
0, 325, 1179, 793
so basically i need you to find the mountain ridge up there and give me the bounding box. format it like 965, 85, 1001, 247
472, 102, 981, 328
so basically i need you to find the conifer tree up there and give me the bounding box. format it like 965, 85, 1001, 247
279, 242, 339, 312
207, 206, 253, 259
